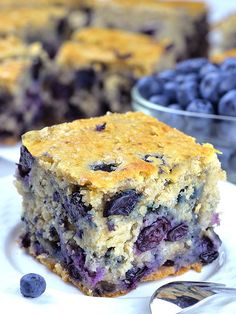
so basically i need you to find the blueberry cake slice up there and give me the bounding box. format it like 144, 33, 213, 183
0, 6, 88, 59
0, 37, 48, 143
85, 0, 208, 60
37, 27, 175, 118
16, 112, 225, 297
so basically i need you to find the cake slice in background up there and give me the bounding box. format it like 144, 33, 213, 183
0, 6, 89, 58
16, 112, 225, 297
0, 37, 49, 143
36, 28, 175, 120
83, 0, 208, 61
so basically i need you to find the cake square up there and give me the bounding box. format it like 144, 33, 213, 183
0, 5, 90, 59
85, 0, 208, 60
16, 112, 225, 297
0, 37, 48, 143
37, 27, 175, 120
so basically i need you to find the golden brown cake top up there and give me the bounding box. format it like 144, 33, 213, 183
0, 6, 66, 35
22, 112, 218, 190
0, 37, 43, 92
0, 36, 41, 61
87, 0, 206, 16
58, 28, 171, 75
0, 59, 28, 92
0, 0, 83, 6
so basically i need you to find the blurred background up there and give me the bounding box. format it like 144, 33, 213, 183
0, 0, 236, 182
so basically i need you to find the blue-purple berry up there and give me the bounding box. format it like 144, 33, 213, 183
200, 72, 220, 103
149, 94, 169, 106
167, 223, 188, 241
164, 81, 178, 102
199, 63, 218, 78
18, 146, 34, 178
218, 90, 236, 117
158, 69, 176, 82
136, 217, 171, 252
137, 76, 163, 99
20, 273, 46, 298
176, 58, 208, 74
103, 190, 141, 217
177, 81, 198, 106
186, 99, 214, 114
220, 58, 236, 72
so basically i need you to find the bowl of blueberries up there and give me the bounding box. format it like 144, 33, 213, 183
132, 57, 236, 184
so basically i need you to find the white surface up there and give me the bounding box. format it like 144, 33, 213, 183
0, 143, 20, 163
0, 177, 236, 313
206, 0, 236, 22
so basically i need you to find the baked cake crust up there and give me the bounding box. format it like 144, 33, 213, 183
22, 112, 221, 189
30, 247, 202, 297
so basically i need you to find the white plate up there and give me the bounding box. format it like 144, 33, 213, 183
0, 176, 236, 313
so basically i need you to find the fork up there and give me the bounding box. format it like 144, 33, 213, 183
150, 281, 236, 313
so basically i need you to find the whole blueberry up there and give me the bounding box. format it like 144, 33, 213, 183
75, 68, 96, 90
220, 58, 236, 72
20, 273, 46, 298
177, 81, 198, 106
136, 217, 171, 252
164, 81, 177, 102
149, 94, 169, 106
218, 90, 236, 117
199, 237, 219, 265
103, 190, 141, 217
51, 80, 74, 100
200, 72, 220, 103
18, 146, 34, 178
186, 99, 214, 114
167, 223, 188, 242
158, 69, 176, 82
219, 71, 236, 94
199, 63, 218, 78
176, 58, 208, 74
185, 73, 199, 83
125, 266, 147, 288
175, 74, 186, 85
137, 76, 163, 99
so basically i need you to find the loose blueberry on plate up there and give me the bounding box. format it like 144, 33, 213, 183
20, 273, 46, 298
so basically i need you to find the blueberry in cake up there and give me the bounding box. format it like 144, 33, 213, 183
37, 27, 175, 119
0, 37, 49, 144
16, 112, 225, 297
85, 0, 208, 61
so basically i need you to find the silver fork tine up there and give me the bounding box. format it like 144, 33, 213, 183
168, 281, 225, 287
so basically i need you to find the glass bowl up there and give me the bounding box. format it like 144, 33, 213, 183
131, 86, 236, 184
